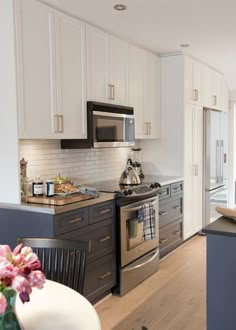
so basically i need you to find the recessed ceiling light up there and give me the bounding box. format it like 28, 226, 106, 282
180, 44, 190, 48
114, 4, 127, 11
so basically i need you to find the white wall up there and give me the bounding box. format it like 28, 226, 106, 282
0, 0, 20, 203
20, 140, 131, 184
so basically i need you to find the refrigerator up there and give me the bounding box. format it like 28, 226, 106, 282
203, 109, 228, 226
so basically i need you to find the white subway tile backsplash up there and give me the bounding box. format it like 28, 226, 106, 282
19, 140, 131, 184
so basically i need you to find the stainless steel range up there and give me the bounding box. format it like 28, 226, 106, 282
93, 180, 161, 295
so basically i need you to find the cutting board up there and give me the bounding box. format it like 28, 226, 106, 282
25, 193, 94, 206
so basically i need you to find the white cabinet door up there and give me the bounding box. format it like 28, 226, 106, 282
183, 104, 194, 239
220, 76, 229, 112
185, 57, 203, 106
145, 51, 160, 139
17, 0, 56, 138
203, 66, 222, 110
86, 26, 129, 105
128, 45, 145, 138
192, 106, 203, 233
55, 13, 86, 139
129, 45, 160, 139
184, 104, 203, 239
86, 25, 109, 103
109, 36, 129, 105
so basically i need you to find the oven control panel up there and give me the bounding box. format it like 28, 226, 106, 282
117, 182, 161, 198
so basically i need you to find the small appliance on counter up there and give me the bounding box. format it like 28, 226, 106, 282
131, 148, 144, 180
119, 158, 141, 185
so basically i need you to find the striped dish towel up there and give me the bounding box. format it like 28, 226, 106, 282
138, 202, 156, 240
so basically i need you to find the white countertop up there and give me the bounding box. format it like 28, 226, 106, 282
144, 174, 183, 186
0, 192, 115, 215
0, 175, 183, 215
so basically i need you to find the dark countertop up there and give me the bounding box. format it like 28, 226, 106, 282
203, 216, 236, 237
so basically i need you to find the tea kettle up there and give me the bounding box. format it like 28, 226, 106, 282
119, 159, 141, 185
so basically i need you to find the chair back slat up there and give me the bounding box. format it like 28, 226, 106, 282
17, 238, 90, 295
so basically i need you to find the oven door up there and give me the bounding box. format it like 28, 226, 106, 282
119, 195, 159, 267
93, 111, 135, 148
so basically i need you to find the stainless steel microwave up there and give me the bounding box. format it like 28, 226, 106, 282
61, 102, 135, 149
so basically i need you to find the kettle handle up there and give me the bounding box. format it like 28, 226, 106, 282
127, 158, 133, 167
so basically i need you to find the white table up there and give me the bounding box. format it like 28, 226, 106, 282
16, 280, 101, 330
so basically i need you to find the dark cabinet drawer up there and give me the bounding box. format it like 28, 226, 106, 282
159, 196, 183, 228
159, 220, 183, 254
89, 201, 115, 224
59, 221, 113, 263
84, 254, 116, 302
171, 181, 183, 196
158, 185, 171, 200
54, 207, 88, 236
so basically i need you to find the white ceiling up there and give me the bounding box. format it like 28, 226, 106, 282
41, 0, 236, 91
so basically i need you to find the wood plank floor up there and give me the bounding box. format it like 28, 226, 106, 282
95, 236, 206, 330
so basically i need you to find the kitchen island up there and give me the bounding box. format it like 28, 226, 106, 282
203, 216, 236, 330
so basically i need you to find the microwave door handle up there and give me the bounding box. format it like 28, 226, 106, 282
122, 200, 157, 212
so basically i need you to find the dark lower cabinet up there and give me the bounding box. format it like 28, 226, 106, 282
0, 200, 116, 304
159, 181, 183, 258
55, 200, 116, 304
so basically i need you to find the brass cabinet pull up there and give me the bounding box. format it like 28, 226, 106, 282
193, 89, 198, 101
98, 271, 111, 280
100, 235, 111, 242
58, 115, 64, 133
108, 84, 115, 100
173, 230, 181, 235
68, 217, 82, 224
159, 211, 167, 216
193, 164, 198, 176
212, 95, 217, 106
159, 238, 168, 244
99, 208, 111, 214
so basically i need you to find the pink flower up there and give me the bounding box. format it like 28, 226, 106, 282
0, 245, 12, 258
0, 292, 7, 315
28, 270, 46, 289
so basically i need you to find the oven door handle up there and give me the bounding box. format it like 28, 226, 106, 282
125, 249, 159, 271
122, 200, 157, 213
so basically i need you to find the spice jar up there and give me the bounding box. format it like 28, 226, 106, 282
32, 176, 44, 196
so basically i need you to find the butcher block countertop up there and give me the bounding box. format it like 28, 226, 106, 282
0, 192, 115, 215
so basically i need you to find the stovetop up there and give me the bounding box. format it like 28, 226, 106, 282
91, 179, 161, 200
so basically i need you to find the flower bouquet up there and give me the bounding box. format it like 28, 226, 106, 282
0, 244, 46, 329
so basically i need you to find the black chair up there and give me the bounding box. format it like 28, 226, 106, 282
17, 238, 90, 295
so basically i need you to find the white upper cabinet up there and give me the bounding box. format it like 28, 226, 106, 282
144, 51, 160, 139
109, 36, 129, 105
16, 0, 86, 139
129, 45, 160, 139
86, 26, 109, 103
55, 13, 86, 139
220, 75, 229, 112
86, 25, 128, 105
203, 66, 222, 110
185, 57, 203, 106
128, 45, 145, 138
16, 0, 56, 138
